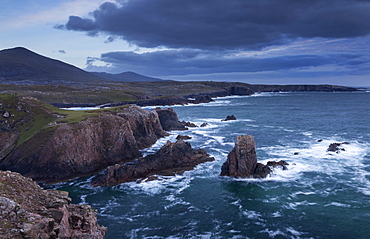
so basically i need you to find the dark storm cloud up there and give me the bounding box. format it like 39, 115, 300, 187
86, 49, 368, 75
59, 0, 370, 50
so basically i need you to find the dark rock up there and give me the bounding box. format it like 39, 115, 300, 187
91, 140, 214, 186
220, 135, 289, 179
220, 135, 258, 178
180, 121, 197, 127
327, 142, 347, 153
154, 107, 187, 131
222, 115, 236, 121
317, 139, 323, 142
0, 170, 106, 238
294, 152, 299, 155
176, 135, 192, 140
266, 160, 289, 170
200, 123, 209, 127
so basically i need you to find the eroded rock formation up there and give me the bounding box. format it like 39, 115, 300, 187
91, 140, 214, 186
0, 170, 106, 238
154, 107, 187, 131
220, 135, 288, 178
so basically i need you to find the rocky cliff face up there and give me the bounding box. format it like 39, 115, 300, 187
91, 140, 215, 186
154, 107, 187, 131
220, 135, 288, 178
0, 170, 107, 238
1, 103, 167, 183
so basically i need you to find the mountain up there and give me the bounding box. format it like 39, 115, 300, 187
0, 47, 104, 84
91, 71, 169, 82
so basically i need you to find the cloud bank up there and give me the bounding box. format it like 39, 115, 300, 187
57, 0, 370, 84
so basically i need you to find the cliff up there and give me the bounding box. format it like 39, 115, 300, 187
0, 170, 106, 238
0, 95, 168, 183
91, 140, 215, 186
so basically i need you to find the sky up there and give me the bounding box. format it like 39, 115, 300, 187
1, 0, 370, 86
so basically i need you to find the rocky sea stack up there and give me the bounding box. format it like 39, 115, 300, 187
220, 135, 288, 178
91, 140, 215, 186
0, 170, 106, 238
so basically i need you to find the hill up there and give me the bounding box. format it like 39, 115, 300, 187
0, 47, 105, 84
91, 71, 169, 82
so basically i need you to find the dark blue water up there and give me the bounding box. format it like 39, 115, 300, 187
52, 91, 370, 239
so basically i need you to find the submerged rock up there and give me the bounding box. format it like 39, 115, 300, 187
91, 140, 214, 186
0, 170, 107, 238
220, 135, 289, 178
327, 142, 349, 153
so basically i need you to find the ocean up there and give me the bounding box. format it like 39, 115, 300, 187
50, 90, 370, 239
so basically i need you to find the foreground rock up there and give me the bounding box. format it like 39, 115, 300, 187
91, 140, 215, 186
1, 98, 167, 183
220, 135, 288, 178
0, 170, 106, 238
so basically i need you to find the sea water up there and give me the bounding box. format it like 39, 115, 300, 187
50, 91, 370, 239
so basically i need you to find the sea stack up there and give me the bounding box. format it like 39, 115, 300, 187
221, 135, 287, 178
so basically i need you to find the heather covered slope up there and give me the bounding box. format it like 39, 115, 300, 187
0, 47, 105, 84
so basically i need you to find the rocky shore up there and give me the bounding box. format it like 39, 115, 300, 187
0, 170, 106, 238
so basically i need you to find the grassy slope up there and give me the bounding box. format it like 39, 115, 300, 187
0, 94, 134, 149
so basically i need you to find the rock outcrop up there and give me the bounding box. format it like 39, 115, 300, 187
91, 140, 215, 186
0, 170, 107, 238
327, 142, 350, 153
154, 107, 187, 131
222, 115, 237, 121
1, 103, 167, 183
220, 135, 288, 178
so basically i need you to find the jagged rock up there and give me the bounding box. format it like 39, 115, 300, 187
180, 121, 197, 127
154, 107, 187, 131
176, 135, 192, 140
327, 142, 349, 153
220, 135, 289, 178
200, 123, 209, 127
220, 135, 258, 177
266, 160, 289, 170
0, 170, 107, 238
221, 115, 236, 121
1, 105, 167, 183
91, 140, 214, 186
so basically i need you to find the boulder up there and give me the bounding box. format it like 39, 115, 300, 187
222, 115, 237, 121
180, 120, 197, 127
91, 140, 214, 186
200, 123, 209, 127
220, 135, 289, 178
0, 170, 106, 238
154, 107, 187, 131
176, 135, 192, 140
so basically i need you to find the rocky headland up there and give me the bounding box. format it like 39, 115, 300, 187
220, 135, 288, 178
0, 95, 178, 183
0, 170, 106, 238
91, 140, 215, 186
